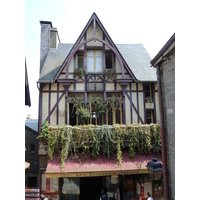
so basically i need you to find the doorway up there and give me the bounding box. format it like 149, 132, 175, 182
80, 177, 103, 200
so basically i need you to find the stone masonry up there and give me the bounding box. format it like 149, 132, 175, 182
160, 50, 175, 200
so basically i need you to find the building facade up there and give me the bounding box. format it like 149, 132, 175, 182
151, 33, 175, 200
25, 118, 39, 187
37, 13, 164, 200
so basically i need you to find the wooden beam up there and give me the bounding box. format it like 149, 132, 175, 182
45, 92, 65, 122
125, 91, 144, 124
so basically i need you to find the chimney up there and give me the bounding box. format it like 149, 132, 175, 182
39, 21, 52, 74
39, 21, 61, 74
50, 27, 60, 49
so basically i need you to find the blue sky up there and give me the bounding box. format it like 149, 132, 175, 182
25, 0, 176, 120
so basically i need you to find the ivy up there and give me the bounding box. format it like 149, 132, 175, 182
40, 122, 161, 169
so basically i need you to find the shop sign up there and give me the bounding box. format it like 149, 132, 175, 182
75, 170, 141, 177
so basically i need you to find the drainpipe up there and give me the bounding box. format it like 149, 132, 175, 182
156, 64, 169, 200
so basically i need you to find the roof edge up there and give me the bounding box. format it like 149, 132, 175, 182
151, 33, 175, 66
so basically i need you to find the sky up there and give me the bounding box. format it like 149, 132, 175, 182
24, 0, 177, 120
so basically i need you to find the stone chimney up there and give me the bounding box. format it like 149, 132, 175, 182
39, 21, 52, 74
39, 21, 61, 74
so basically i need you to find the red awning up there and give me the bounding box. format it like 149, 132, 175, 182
45, 152, 162, 178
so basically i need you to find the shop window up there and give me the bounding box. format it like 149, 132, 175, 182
146, 110, 153, 124
105, 52, 113, 69
41, 172, 58, 192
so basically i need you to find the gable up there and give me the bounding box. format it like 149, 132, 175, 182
38, 13, 156, 83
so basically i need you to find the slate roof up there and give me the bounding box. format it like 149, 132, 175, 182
25, 120, 38, 133
38, 43, 156, 83
116, 44, 156, 81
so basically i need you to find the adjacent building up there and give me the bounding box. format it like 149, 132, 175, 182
151, 33, 175, 200
25, 118, 39, 188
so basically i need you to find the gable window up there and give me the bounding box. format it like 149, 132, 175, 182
87, 50, 102, 72
105, 52, 113, 69
77, 53, 84, 68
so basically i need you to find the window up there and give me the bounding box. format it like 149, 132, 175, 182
87, 50, 102, 72
146, 110, 153, 124
105, 52, 113, 69
30, 143, 35, 153
107, 93, 122, 125
77, 53, 84, 68
144, 84, 151, 98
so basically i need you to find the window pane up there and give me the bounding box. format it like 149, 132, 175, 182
78, 54, 83, 68
106, 53, 112, 69
116, 109, 121, 124
96, 51, 102, 72
88, 51, 94, 72
144, 84, 151, 98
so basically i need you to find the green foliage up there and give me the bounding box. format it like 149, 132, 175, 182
36, 120, 49, 140
104, 68, 117, 80
105, 96, 122, 111
44, 123, 161, 169
76, 107, 90, 120
74, 68, 86, 79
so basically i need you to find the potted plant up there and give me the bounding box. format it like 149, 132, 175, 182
104, 68, 117, 80
145, 96, 153, 103
74, 68, 86, 79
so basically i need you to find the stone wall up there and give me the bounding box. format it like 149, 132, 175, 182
160, 50, 175, 200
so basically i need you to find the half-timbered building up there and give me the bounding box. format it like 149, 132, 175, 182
38, 13, 163, 200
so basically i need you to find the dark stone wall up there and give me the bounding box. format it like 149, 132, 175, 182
160, 50, 175, 200
25, 126, 39, 187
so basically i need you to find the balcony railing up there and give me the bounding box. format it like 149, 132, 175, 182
86, 73, 105, 92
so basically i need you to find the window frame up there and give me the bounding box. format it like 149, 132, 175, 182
87, 50, 103, 72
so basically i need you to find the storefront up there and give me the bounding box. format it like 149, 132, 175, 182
40, 152, 163, 200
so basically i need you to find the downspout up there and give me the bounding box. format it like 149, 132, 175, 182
156, 64, 169, 200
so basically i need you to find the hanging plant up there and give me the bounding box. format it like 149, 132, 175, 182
74, 68, 86, 79
47, 126, 60, 160
104, 68, 117, 80
145, 96, 154, 103
105, 96, 122, 111
76, 107, 90, 120
43, 123, 161, 168
60, 125, 73, 169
